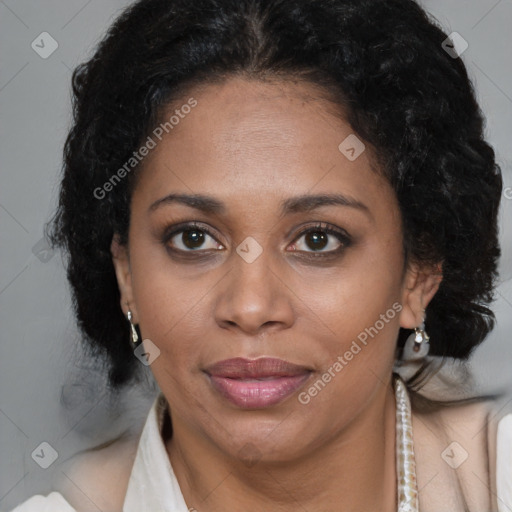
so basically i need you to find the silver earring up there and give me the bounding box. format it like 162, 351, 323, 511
403, 319, 430, 361
127, 310, 139, 344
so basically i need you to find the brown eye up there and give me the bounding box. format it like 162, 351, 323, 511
289, 223, 352, 255
303, 231, 329, 251
179, 229, 205, 249
162, 222, 224, 252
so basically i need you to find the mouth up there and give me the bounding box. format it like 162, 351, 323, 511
204, 357, 313, 408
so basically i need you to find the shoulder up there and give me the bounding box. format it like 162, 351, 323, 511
53, 433, 140, 512
412, 396, 497, 472
8, 435, 140, 512
412, 395, 501, 511
497, 413, 512, 512
415, 394, 496, 434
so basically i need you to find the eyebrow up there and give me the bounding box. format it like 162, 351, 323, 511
149, 192, 371, 218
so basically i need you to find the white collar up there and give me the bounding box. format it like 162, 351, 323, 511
122, 392, 189, 512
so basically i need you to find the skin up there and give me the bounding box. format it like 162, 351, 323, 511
111, 77, 442, 512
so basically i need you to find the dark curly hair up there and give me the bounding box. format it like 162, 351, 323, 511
48, 0, 502, 397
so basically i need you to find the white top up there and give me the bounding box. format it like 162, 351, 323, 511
7, 392, 512, 512
121, 392, 189, 511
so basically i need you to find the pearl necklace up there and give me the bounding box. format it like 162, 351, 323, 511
394, 373, 419, 512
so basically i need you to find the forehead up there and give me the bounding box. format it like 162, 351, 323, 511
132, 77, 398, 222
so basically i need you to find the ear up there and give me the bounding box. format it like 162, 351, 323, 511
399, 260, 443, 329
111, 234, 137, 321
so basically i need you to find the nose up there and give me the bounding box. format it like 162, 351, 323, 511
213, 247, 295, 336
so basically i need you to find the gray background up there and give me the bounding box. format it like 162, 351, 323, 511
1, 0, 511, 510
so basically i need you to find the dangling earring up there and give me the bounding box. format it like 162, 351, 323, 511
403, 317, 430, 361
127, 309, 139, 344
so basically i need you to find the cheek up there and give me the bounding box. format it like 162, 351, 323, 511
304, 236, 403, 331
131, 264, 206, 392
297, 269, 401, 423
127, 237, 205, 354
296, 240, 403, 388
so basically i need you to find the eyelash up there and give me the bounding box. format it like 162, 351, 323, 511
160, 221, 352, 259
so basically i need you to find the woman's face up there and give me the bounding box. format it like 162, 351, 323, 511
112, 77, 439, 463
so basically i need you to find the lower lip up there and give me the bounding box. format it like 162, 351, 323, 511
207, 373, 311, 408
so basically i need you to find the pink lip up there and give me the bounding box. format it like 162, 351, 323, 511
204, 357, 312, 408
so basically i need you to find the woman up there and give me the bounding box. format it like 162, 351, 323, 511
8, 0, 511, 511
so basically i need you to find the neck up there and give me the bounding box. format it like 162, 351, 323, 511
165, 381, 398, 512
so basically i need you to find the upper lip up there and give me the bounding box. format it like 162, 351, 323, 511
204, 357, 312, 379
